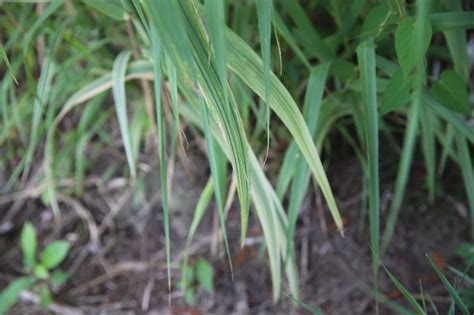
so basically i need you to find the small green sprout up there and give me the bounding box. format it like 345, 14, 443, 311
0, 222, 70, 314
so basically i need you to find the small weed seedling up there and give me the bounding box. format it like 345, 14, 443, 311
0, 222, 70, 314
179, 257, 214, 305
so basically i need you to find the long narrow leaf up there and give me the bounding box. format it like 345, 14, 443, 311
225, 25, 344, 234
357, 38, 380, 311
150, 26, 172, 294
256, 0, 272, 151
112, 51, 136, 178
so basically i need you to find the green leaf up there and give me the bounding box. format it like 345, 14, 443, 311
427, 254, 470, 315
256, 0, 273, 148
395, 17, 432, 74
150, 1, 252, 245
21, 222, 37, 271
430, 11, 474, 32
50, 271, 69, 287
150, 24, 172, 292
0, 277, 35, 315
281, 63, 331, 258
225, 21, 343, 235
112, 51, 136, 178
185, 287, 194, 305
361, 4, 396, 41
195, 258, 214, 292
423, 91, 474, 143
34, 264, 49, 280
357, 38, 380, 310
431, 70, 470, 115
22, 56, 56, 183
383, 266, 425, 315
199, 96, 233, 274
41, 241, 69, 269
82, 0, 125, 20
0, 45, 19, 85
381, 69, 412, 114
456, 136, 474, 238
279, 0, 334, 61
39, 286, 52, 308
21, 0, 63, 58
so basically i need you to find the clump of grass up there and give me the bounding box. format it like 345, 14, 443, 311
1, 0, 473, 312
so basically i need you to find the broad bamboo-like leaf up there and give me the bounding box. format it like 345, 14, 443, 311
205, 0, 229, 108
225, 25, 344, 234
147, 0, 252, 244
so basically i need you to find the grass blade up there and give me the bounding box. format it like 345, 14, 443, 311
150, 26, 172, 296
156, 1, 251, 245
283, 63, 331, 256
225, 26, 344, 234
112, 51, 136, 178
383, 266, 426, 315
381, 0, 432, 257
419, 107, 436, 203
198, 94, 233, 275
423, 91, 474, 143
357, 38, 380, 312
22, 56, 56, 182
430, 11, 474, 32
427, 254, 470, 315
456, 136, 474, 239
256, 0, 272, 153
381, 101, 420, 255
279, 1, 334, 61
205, 0, 229, 109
